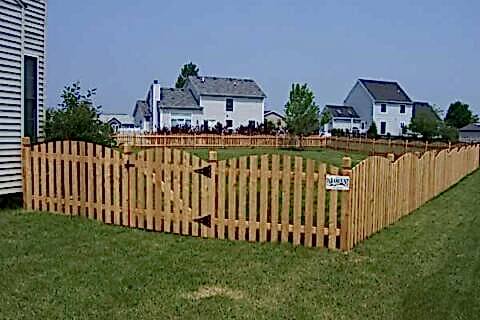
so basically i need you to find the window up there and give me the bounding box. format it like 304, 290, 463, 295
24, 56, 38, 142
361, 122, 365, 130
203, 120, 209, 130
248, 120, 256, 128
400, 122, 406, 128
226, 120, 233, 128
380, 104, 387, 113
226, 98, 233, 111
400, 105, 405, 114
380, 121, 386, 135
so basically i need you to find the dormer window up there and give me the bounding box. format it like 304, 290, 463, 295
400, 105, 405, 114
381, 104, 387, 113
226, 98, 233, 111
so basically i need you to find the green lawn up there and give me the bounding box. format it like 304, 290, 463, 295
184, 147, 367, 167
1, 170, 480, 319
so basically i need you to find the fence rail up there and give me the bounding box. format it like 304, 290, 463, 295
115, 134, 458, 155
22, 138, 479, 251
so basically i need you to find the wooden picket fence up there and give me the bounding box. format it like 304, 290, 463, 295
346, 145, 480, 249
21, 138, 479, 251
21, 138, 348, 250
115, 134, 458, 156
115, 134, 327, 149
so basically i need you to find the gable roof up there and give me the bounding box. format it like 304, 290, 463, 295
359, 79, 412, 103
264, 110, 285, 120
413, 101, 441, 120
323, 105, 360, 118
459, 123, 480, 132
99, 114, 135, 125
158, 88, 201, 110
132, 100, 151, 118
187, 76, 266, 98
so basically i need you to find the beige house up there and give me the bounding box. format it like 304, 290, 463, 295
264, 110, 285, 128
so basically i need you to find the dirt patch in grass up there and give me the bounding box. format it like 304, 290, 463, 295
183, 285, 245, 301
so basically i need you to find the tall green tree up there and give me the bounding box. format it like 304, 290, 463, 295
284, 83, 320, 138
175, 62, 199, 88
408, 110, 440, 140
444, 101, 478, 129
45, 82, 115, 146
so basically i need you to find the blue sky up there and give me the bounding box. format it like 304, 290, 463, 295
47, 0, 480, 116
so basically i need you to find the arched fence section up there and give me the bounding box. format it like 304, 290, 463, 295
22, 137, 479, 251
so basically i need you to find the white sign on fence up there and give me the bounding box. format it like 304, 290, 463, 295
326, 175, 350, 191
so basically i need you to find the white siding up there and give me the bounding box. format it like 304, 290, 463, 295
159, 108, 202, 129
373, 102, 413, 136
0, 0, 46, 195
199, 95, 264, 128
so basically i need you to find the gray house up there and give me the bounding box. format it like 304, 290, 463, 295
136, 76, 266, 131
0, 0, 47, 195
459, 123, 480, 143
345, 79, 413, 136
99, 114, 139, 134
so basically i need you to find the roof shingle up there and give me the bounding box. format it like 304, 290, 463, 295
359, 79, 412, 103
324, 105, 360, 118
188, 76, 266, 98
158, 88, 200, 109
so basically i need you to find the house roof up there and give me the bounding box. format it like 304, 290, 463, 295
187, 76, 266, 98
323, 105, 360, 118
413, 101, 441, 120
158, 88, 201, 110
459, 123, 480, 132
99, 114, 135, 125
359, 79, 412, 103
132, 100, 151, 118
264, 110, 285, 120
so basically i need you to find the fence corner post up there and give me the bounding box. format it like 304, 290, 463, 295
340, 156, 352, 251
122, 143, 133, 227
387, 153, 395, 162
21, 137, 32, 210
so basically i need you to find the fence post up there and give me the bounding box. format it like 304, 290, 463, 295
340, 156, 352, 251
122, 144, 132, 227
22, 137, 32, 210
425, 141, 428, 153
208, 151, 218, 238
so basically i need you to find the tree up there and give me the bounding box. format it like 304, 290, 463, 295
438, 123, 459, 142
284, 83, 320, 138
408, 110, 440, 140
175, 62, 199, 88
367, 122, 378, 138
320, 111, 332, 132
45, 82, 115, 146
444, 101, 479, 129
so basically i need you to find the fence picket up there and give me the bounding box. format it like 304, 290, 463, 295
238, 157, 247, 241
259, 155, 269, 242
248, 155, 258, 242
328, 166, 339, 249
217, 160, 226, 240
315, 163, 327, 248
270, 155, 280, 243
304, 159, 314, 247
281, 155, 291, 243
182, 151, 191, 235
293, 157, 302, 246
227, 158, 237, 240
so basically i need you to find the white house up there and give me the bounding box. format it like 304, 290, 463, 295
320, 105, 364, 134
132, 100, 152, 132
344, 79, 413, 136
136, 76, 266, 131
99, 114, 140, 134
0, 0, 47, 195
